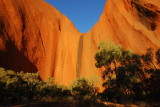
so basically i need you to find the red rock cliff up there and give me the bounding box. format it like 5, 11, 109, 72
80, 0, 160, 79
0, 0, 81, 85
0, 0, 160, 85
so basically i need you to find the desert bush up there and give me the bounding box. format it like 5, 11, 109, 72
95, 41, 160, 102
0, 69, 28, 102
0, 68, 71, 103
71, 77, 99, 101
0, 68, 101, 104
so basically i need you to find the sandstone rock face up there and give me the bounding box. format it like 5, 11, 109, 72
0, 0, 81, 85
77, 0, 160, 81
0, 0, 160, 85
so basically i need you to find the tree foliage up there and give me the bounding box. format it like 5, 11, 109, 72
95, 41, 160, 101
71, 77, 99, 97
0, 69, 98, 104
0, 69, 70, 103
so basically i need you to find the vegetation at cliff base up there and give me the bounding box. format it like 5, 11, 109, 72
0, 69, 102, 106
0, 41, 160, 106
0, 69, 71, 103
95, 41, 160, 102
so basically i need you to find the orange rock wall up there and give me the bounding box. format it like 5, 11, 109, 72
0, 0, 160, 85
80, 0, 160, 79
0, 0, 81, 85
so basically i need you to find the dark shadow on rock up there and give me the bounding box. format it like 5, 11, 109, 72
0, 16, 37, 73
0, 40, 38, 73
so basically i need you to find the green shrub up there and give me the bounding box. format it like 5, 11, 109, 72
95, 41, 160, 102
71, 77, 99, 100
0, 68, 71, 103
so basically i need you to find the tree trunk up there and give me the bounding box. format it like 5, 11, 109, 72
113, 61, 120, 88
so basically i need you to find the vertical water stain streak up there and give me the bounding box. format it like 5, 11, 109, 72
76, 34, 84, 78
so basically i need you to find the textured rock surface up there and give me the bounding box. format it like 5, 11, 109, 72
0, 0, 160, 85
0, 0, 81, 85
81, 0, 160, 79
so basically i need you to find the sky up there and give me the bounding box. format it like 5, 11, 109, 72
44, 0, 106, 33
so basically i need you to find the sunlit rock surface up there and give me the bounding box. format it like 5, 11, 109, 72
0, 0, 160, 85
